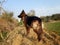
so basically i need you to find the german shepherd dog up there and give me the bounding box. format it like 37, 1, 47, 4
18, 10, 43, 41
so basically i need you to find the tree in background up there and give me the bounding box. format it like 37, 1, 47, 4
41, 16, 50, 22
27, 10, 35, 16
41, 13, 60, 22
51, 14, 60, 20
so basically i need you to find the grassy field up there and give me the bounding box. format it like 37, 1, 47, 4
44, 21, 60, 35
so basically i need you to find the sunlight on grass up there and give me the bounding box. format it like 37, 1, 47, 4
44, 21, 60, 35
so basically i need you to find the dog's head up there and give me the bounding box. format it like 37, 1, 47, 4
18, 10, 27, 18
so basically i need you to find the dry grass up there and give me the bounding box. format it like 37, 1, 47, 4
0, 17, 60, 45
2, 26, 59, 45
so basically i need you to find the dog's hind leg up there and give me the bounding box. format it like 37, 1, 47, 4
37, 33, 42, 41
33, 29, 41, 41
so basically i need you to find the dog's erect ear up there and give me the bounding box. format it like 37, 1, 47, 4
20, 10, 26, 15
18, 10, 26, 18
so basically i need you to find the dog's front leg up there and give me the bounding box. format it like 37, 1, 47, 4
25, 26, 30, 36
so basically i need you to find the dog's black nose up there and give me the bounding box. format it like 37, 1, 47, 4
18, 15, 20, 18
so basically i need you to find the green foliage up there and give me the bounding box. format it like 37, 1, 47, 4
41, 16, 51, 22
44, 16, 50, 22
51, 14, 60, 20
44, 21, 60, 35
41, 14, 60, 22
0, 31, 8, 42
0, 36, 3, 42
1, 31, 8, 39
18, 20, 23, 26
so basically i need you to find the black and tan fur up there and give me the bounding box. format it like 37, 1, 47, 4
18, 10, 43, 41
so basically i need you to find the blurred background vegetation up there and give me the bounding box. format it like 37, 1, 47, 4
0, 3, 60, 44
40, 13, 60, 35
0, 11, 19, 42
41, 14, 60, 22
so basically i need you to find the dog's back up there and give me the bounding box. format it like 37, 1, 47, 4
26, 16, 42, 26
